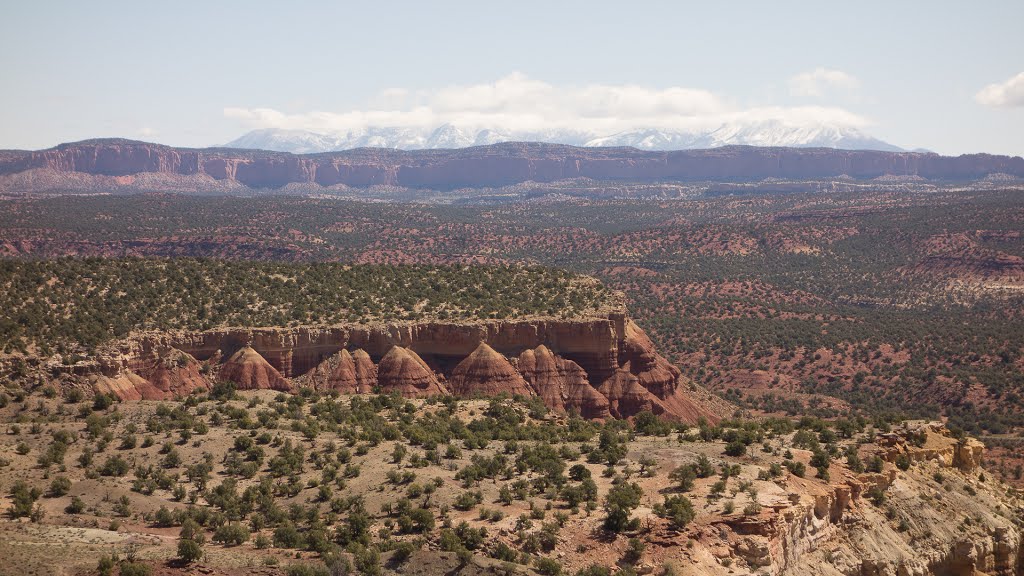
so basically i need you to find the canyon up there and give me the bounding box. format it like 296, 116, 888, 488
1, 139, 1023, 194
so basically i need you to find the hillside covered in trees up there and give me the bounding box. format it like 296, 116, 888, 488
0, 259, 614, 355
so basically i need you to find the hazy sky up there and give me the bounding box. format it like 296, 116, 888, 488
2, 1, 1023, 155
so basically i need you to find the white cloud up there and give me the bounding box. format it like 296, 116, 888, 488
225, 73, 869, 136
975, 72, 1024, 108
789, 68, 860, 98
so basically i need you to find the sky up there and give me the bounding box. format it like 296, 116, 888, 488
1, 1, 1022, 156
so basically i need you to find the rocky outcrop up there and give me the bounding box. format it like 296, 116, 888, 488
449, 342, 532, 398
376, 346, 447, 398
597, 368, 667, 419
517, 345, 611, 419
877, 421, 986, 472
621, 320, 681, 398
296, 348, 375, 394
138, 347, 211, 398
43, 313, 726, 423
90, 371, 164, 401
2, 139, 1023, 192
218, 346, 291, 391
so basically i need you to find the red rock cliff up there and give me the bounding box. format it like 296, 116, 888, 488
80, 314, 724, 424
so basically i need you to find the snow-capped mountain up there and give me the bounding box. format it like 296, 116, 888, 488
700, 120, 901, 151
225, 121, 901, 153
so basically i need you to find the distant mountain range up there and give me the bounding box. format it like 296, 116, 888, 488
226, 120, 902, 154
3, 139, 1021, 197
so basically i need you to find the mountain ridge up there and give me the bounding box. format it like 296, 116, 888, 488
1, 138, 1022, 193
225, 121, 903, 153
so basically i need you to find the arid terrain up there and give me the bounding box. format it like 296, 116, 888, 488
2, 188, 1022, 438
0, 388, 1014, 576
2, 167, 1024, 575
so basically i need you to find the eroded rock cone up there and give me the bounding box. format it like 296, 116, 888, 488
518, 345, 611, 419
298, 349, 357, 393
143, 347, 210, 398
298, 348, 378, 394
450, 342, 533, 398
91, 371, 163, 401
377, 346, 446, 398
597, 367, 667, 419
350, 349, 377, 392
219, 345, 291, 391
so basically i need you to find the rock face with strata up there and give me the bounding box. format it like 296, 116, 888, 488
597, 368, 668, 419
218, 346, 291, 391
38, 312, 727, 423
449, 342, 533, 398
376, 346, 447, 398
3, 139, 1023, 193
138, 347, 210, 398
518, 345, 611, 419
90, 371, 164, 401
296, 348, 376, 394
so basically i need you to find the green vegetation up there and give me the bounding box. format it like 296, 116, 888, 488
0, 258, 612, 354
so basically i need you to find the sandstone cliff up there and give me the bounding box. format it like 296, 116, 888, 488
45, 313, 725, 424
682, 422, 1023, 576
2, 139, 1022, 192
517, 345, 612, 419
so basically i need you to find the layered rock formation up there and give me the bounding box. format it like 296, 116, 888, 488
376, 346, 447, 398
55, 313, 725, 423
693, 423, 1020, 576
218, 345, 291, 391
517, 345, 611, 419
142, 348, 211, 398
448, 342, 532, 398
295, 348, 376, 394
597, 368, 667, 419
2, 139, 1022, 192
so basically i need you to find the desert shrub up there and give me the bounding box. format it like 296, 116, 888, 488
213, 522, 250, 546
724, 440, 746, 457
656, 494, 695, 529
895, 454, 911, 471
66, 496, 86, 514
535, 557, 563, 576
118, 562, 152, 576
48, 476, 72, 497
669, 464, 697, 491
274, 523, 304, 549
8, 481, 40, 518
177, 538, 203, 564
603, 482, 643, 532
622, 537, 646, 564
453, 490, 483, 511
100, 455, 130, 476
354, 545, 382, 576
